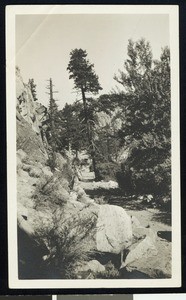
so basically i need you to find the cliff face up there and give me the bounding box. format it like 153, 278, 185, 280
16, 67, 49, 164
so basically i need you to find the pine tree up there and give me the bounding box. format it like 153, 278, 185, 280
114, 39, 171, 197
67, 48, 102, 179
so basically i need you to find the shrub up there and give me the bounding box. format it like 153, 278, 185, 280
35, 210, 97, 279
96, 161, 120, 181
96, 261, 120, 279
32, 173, 70, 209
116, 146, 171, 199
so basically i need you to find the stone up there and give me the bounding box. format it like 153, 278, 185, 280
122, 235, 158, 269
17, 116, 48, 164
96, 205, 133, 254
42, 166, 53, 177
76, 260, 105, 274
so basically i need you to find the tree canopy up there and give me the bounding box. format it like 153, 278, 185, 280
67, 48, 102, 94
114, 39, 171, 197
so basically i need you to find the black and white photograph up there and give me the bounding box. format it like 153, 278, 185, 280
6, 5, 180, 288
0, 297, 51, 300
55, 295, 133, 300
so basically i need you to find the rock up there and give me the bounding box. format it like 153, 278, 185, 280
17, 116, 48, 164
76, 260, 105, 274
42, 166, 53, 177
17, 168, 37, 209
73, 185, 94, 204
96, 205, 132, 254
70, 191, 78, 202
94, 180, 118, 190
17, 154, 23, 172
17, 202, 28, 219
17, 149, 28, 162
17, 207, 35, 237
55, 152, 66, 170
122, 235, 158, 269
131, 216, 155, 241
16, 68, 49, 164
123, 237, 171, 278
131, 215, 141, 228
16, 67, 48, 135
29, 166, 43, 178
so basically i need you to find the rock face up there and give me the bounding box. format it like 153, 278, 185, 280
16, 67, 49, 163
17, 114, 48, 164
96, 205, 133, 254
16, 67, 48, 135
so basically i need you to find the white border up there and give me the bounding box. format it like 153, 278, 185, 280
6, 5, 181, 289
134, 294, 186, 300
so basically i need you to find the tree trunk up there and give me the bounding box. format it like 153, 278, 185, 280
81, 87, 98, 180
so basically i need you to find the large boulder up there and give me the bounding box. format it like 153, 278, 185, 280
96, 205, 133, 254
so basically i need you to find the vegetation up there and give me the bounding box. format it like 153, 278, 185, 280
32, 39, 171, 203
36, 209, 97, 279
17, 37, 172, 281
67, 49, 102, 179
114, 40, 171, 199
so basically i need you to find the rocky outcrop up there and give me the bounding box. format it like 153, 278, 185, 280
17, 114, 48, 164
16, 67, 48, 135
16, 67, 49, 163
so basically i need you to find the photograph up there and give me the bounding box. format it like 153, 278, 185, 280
55, 296, 133, 300
6, 5, 180, 288
134, 295, 186, 300
0, 297, 51, 300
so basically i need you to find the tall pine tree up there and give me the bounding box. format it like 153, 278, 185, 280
67, 49, 102, 179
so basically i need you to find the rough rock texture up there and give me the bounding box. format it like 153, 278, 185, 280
16, 67, 48, 134
75, 260, 105, 278
96, 204, 133, 254
17, 114, 48, 164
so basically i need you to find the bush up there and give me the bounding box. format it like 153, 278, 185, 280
116, 146, 171, 199
96, 161, 120, 181
96, 261, 120, 279
35, 210, 97, 279
32, 174, 70, 209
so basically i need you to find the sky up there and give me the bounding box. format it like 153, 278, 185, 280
16, 14, 169, 109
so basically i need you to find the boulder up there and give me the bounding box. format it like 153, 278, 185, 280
75, 260, 105, 274
96, 205, 132, 254
122, 235, 158, 269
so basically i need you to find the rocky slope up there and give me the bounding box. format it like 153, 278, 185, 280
16, 68, 169, 280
